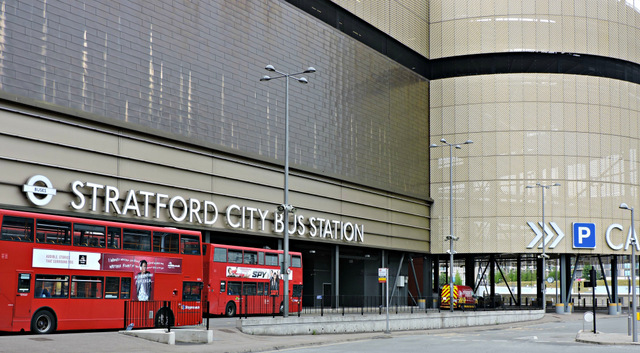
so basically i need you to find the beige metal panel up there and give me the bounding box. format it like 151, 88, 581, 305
117, 158, 212, 192
117, 136, 213, 175
0, 109, 119, 155
212, 158, 282, 190
290, 175, 343, 200
213, 177, 281, 204
0, 134, 118, 175
2, 108, 431, 254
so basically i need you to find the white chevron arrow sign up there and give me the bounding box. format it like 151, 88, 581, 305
526, 221, 564, 249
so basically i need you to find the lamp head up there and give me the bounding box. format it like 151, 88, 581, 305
455, 145, 461, 149
429, 144, 438, 148
265, 64, 276, 72
552, 183, 561, 187
620, 203, 631, 210
260, 75, 271, 82
297, 77, 308, 84
303, 67, 316, 73
465, 140, 473, 144
440, 138, 447, 144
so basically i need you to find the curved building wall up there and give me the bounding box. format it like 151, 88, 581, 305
430, 0, 640, 62
430, 74, 640, 255
429, 0, 640, 256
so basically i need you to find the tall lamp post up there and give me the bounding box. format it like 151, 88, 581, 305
260, 64, 316, 317
620, 203, 637, 342
526, 182, 560, 312
430, 138, 472, 312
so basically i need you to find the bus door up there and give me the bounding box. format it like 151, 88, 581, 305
14, 272, 33, 323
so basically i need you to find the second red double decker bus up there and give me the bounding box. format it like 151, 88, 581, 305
202, 243, 303, 316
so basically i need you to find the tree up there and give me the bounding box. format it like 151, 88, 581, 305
582, 264, 593, 281
454, 271, 462, 285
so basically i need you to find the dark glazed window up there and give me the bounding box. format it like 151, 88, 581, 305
1, 216, 34, 242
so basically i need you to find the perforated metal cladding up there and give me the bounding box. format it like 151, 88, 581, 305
0, 0, 429, 199
331, 0, 429, 57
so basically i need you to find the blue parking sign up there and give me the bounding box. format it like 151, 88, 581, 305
573, 223, 596, 249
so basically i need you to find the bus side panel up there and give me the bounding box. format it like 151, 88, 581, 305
47, 299, 125, 331
0, 270, 15, 331
1, 243, 34, 332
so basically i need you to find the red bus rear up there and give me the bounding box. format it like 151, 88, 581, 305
202, 243, 302, 316
0, 209, 204, 334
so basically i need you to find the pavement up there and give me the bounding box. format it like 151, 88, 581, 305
576, 330, 640, 345
0, 312, 638, 353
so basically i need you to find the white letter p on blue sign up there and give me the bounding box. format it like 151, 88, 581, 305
573, 223, 596, 249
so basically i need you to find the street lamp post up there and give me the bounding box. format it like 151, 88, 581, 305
260, 64, 315, 317
526, 182, 560, 312
430, 138, 472, 312
620, 203, 637, 342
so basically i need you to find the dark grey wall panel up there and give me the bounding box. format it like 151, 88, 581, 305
0, 0, 429, 198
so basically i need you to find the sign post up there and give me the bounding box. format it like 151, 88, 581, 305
379, 268, 389, 333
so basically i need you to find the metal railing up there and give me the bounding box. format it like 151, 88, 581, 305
235, 294, 303, 318
297, 295, 541, 316
124, 300, 204, 330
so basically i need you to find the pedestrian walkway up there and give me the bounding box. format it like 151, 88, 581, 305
576, 330, 640, 345
0, 312, 636, 353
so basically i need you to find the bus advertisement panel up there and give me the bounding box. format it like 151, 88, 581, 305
0, 209, 203, 334
202, 243, 302, 317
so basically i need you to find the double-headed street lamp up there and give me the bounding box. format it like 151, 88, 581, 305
526, 182, 560, 312
430, 138, 472, 312
619, 202, 637, 342
260, 64, 315, 317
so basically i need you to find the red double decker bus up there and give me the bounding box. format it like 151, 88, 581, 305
0, 209, 204, 334
202, 243, 303, 316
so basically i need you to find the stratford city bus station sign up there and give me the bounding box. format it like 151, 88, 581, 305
22, 175, 364, 244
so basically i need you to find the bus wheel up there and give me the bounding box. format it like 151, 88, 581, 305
155, 308, 175, 328
31, 310, 56, 334
225, 302, 236, 317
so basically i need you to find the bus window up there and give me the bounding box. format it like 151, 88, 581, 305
243, 251, 257, 265
73, 223, 106, 247
228, 250, 242, 264
35, 275, 69, 298
181, 234, 201, 255
291, 255, 302, 268
120, 278, 131, 299
36, 219, 71, 245
227, 282, 241, 296
1, 216, 34, 242
122, 228, 151, 251
71, 276, 104, 299
107, 227, 121, 249
18, 273, 31, 293
242, 282, 257, 295
265, 253, 278, 266
220, 281, 226, 293
153, 232, 179, 253
257, 282, 265, 295
258, 252, 264, 265
182, 282, 201, 301
105, 277, 119, 299
213, 247, 227, 262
